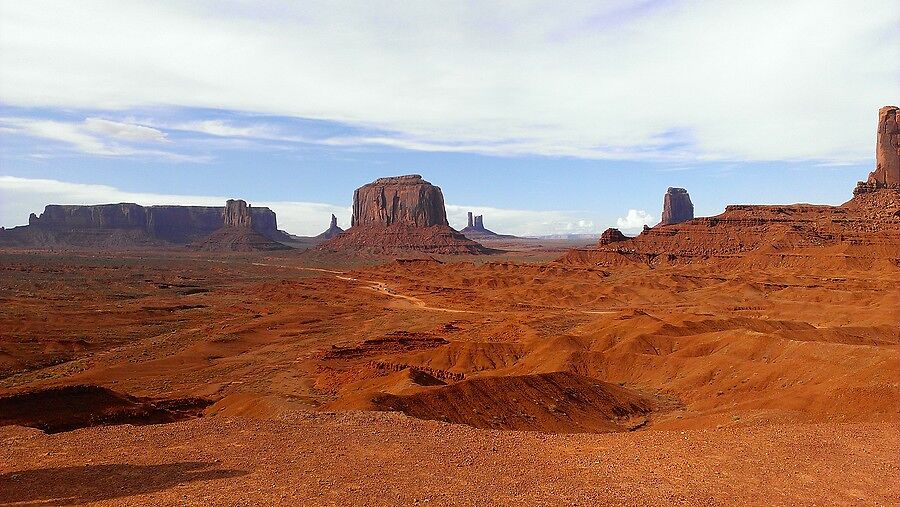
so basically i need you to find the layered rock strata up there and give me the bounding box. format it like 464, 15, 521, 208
1, 202, 289, 247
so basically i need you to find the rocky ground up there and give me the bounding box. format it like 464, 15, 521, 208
0, 243, 897, 505
1, 414, 896, 506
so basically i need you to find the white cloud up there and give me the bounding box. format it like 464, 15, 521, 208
0, 176, 610, 236
0, 117, 203, 161
0, 1, 896, 162
616, 209, 654, 230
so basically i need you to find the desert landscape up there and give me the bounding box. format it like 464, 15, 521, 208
1, 2, 899, 504
0, 106, 897, 505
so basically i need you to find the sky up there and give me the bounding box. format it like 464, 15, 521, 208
0, 1, 897, 236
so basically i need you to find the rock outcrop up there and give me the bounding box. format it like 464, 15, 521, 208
223, 199, 252, 228
351, 175, 448, 228
560, 107, 900, 269
320, 175, 492, 254
0, 202, 291, 248
855, 105, 900, 194
461, 212, 515, 239
189, 200, 291, 252
315, 214, 345, 240
658, 188, 694, 226
598, 228, 628, 245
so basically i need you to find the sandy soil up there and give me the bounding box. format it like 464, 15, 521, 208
1, 415, 896, 506
0, 244, 897, 505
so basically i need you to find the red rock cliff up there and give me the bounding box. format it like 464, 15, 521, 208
223, 199, 252, 228
659, 188, 694, 226
351, 175, 448, 228
856, 106, 900, 194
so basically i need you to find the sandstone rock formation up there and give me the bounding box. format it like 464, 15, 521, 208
560, 107, 900, 269
223, 199, 252, 228
190, 200, 291, 252
658, 187, 694, 226
351, 175, 448, 228
460, 212, 514, 239
598, 228, 628, 245
855, 105, 900, 194
0, 202, 290, 248
320, 175, 492, 254
315, 214, 345, 240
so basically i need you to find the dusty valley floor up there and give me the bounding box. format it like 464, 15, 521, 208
0, 246, 897, 505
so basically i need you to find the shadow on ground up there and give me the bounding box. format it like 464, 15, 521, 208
0, 462, 245, 506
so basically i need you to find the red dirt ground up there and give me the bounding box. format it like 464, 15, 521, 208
0, 236, 897, 504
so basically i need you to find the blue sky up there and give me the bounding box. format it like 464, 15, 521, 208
0, 1, 897, 235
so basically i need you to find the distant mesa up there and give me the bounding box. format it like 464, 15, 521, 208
658, 187, 694, 226
315, 214, 345, 240
0, 199, 293, 249
319, 174, 493, 254
189, 199, 291, 252
855, 105, 900, 194
461, 211, 516, 240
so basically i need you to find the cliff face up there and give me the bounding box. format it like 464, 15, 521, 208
223, 199, 252, 228
659, 188, 694, 226
5, 202, 285, 247
351, 175, 448, 228
856, 105, 900, 194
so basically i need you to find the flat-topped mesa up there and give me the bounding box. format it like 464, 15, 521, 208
351, 174, 448, 228
659, 187, 694, 226
223, 199, 252, 228
321, 175, 491, 254
4, 202, 288, 247
855, 105, 900, 194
